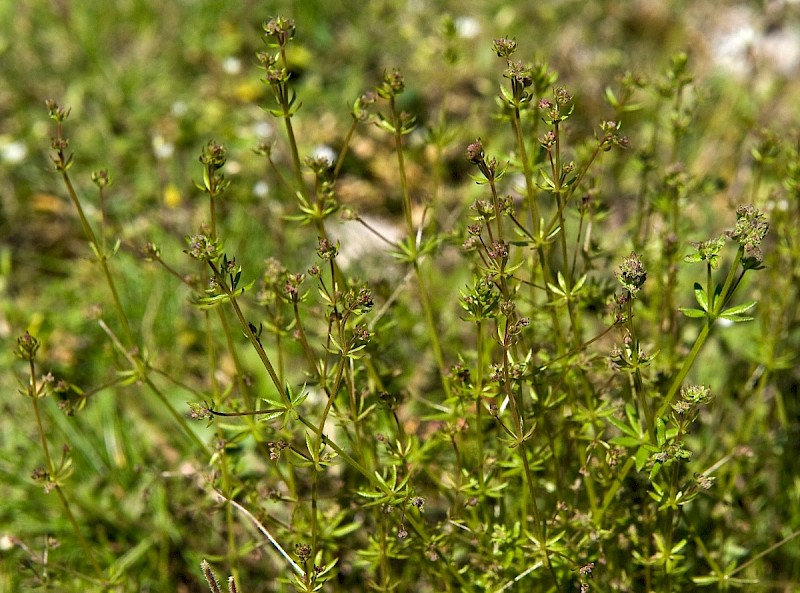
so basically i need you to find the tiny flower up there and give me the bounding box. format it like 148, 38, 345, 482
283, 273, 305, 301
356, 287, 374, 310
450, 362, 471, 384
377, 68, 405, 99
91, 169, 111, 189
492, 37, 517, 58
15, 332, 40, 361
188, 401, 213, 420
725, 205, 769, 267
45, 99, 70, 122
681, 384, 713, 405
253, 139, 274, 157
555, 86, 572, 105
488, 240, 509, 261
295, 543, 312, 562
316, 237, 339, 261
616, 252, 647, 294
685, 235, 726, 269
184, 234, 220, 262
540, 130, 556, 148
268, 440, 288, 461
505, 60, 532, 88
465, 138, 485, 164
50, 137, 69, 152
141, 242, 161, 261
263, 17, 296, 46
473, 199, 494, 220
462, 236, 480, 251
672, 400, 692, 415
199, 140, 227, 170
694, 473, 715, 490
353, 90, 377, 121
353, 325, 370, 342
305, 154, 334, 174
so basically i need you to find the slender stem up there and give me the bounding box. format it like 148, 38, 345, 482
657, 246, 744, 419
225, 289, 288, 405
276, 67, 306, 196
29, 362, 104, 579
59, 168, 134, 347
333, 118, 358, 181
511, 108, 539, 237
390, 97, 414, 234
415, 261, 451, 397
499, 323, 559, 589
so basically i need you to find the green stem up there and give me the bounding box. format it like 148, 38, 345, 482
59, 168, 134, 348
499, 327, 559, 589
225, 289, 288, 405
413, 261, 451, 398
29, 363, 105, 580
657, 246, 744, 419
390, 97, 414, 234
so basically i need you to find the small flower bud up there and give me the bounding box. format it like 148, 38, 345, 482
616, 252, 647, 294
295, 543, 312, 562
45, 100, 71, 122
316, 237, 339, 261
725, 205, 769, 267
91, 169, 111, 189
555, 86, 572, 105
263, 17, 296, 47
465, 138, 485, 164
140, 242, 161, 261
15, 332, 40, 361
199, 140, 227, 170
492, 37, 517, 58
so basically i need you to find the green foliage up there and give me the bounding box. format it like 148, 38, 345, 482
3, 2, 800, 593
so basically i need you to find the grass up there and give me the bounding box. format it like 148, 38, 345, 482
2, 2, 800, 592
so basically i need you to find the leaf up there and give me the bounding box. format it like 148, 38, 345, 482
625, 403, 641, 435
607, 414, 639, 439
691, 575, 720, 586
557, 271, 568, 293
719, 314, 755, 323
499, 85, 515, 105
573, 273, 587, 293
719, 300, 757, 322
634, 446, 651, 471
679, 307, 707, 318
649, 459, 662, 481
604, 86, 619, 108
693, 283, 709, 311
655, 417, 666, 447
610, 436, 641, 448
547, 281, 565, 297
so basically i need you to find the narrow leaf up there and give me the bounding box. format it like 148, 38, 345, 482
693, 283, 708, 311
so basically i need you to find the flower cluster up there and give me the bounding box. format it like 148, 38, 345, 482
726, 205, 769, 268
615, 252, 647, 294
